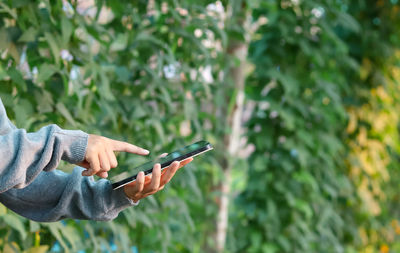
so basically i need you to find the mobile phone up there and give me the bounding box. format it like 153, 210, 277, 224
111, 140, 213, 190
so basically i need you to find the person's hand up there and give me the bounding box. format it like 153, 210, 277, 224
77, 134, 149, 178
123, 158, 193, 202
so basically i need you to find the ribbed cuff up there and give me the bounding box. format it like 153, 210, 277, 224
112, 187, 140, 207
57, 129, 89, 164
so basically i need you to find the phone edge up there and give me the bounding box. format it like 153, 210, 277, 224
112, 144, 213, 190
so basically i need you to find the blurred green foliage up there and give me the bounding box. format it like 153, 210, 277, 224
230, 1, 400, 252
0, 0, 400, 252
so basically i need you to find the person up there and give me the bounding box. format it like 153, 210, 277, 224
0, 98, 192, 222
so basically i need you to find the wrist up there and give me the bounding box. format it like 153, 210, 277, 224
56, 128, 89, 164
123, 185, 140, 203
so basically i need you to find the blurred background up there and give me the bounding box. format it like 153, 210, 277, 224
1, 0, 400, 252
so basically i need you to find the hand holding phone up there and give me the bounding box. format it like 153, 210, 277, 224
122, 158, 193, 202
112, 141, 213, 190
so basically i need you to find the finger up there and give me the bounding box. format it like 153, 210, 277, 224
158, 153, 168, 158
144, 174, 152, 185
144, 163, 161, 194
134, 171, 145, 193
110, 140, 149, 155
107, 150, 118, 168
97, 171, 108, 178
77, 161, 91, 169
82, 154, 100, 176
99, 150, 111, 172
126, 171, 145, 201
126, 172, 145, 188
160, 161, 180, 186
179, 157, 193, 168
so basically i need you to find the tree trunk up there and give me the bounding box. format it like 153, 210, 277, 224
216, 41, 248, 253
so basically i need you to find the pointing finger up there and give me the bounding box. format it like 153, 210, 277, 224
110, 140, 150, 155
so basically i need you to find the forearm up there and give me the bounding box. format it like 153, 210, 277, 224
0, 125, 88, 192
0, 167, 136, 222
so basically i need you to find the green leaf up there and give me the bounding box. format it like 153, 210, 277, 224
3, 214, 27, 240
44, 223, 69, 252
8, 68, 26, 90
37, 63, 58, 83
14, 99, 34, 128
336, 11, 361, 33
61, 17, 73, 45
34, 90, 54, 113
0, 204, 7, 216
0, 2, 17, 19
110, 34, 128, 51
29, 221, 40, 233
44, 32, 60, 65
0, 28, 10, 50
24, 246, 49, 253
0, 65, 7, 80
98, 70, 115, 100
56, 102, 76, 126
18, 27, 38, 42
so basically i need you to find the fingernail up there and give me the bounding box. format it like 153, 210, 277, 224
143, 149, 150, 155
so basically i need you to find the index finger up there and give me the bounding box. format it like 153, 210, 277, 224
110, 140, 150, 155
179, 157, 193, 168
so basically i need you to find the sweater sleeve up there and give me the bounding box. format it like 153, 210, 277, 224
0, 99, 89, 193
0, 167, 137, 222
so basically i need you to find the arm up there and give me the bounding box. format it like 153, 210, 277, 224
0, 167, 136, 222
0, 98, 149, 191
0, 159, 193, 222
0, 125, 88, 193
0, 98, 88, 193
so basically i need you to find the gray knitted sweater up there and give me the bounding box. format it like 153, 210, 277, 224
0, 99, 136, 222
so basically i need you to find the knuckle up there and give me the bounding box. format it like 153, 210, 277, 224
101, 137, 110, 145
103, 164, 111, 171
86, 153, 94, 161
137, 181, 145, 189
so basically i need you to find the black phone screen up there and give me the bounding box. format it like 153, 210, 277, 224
111, 140, 213, 190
